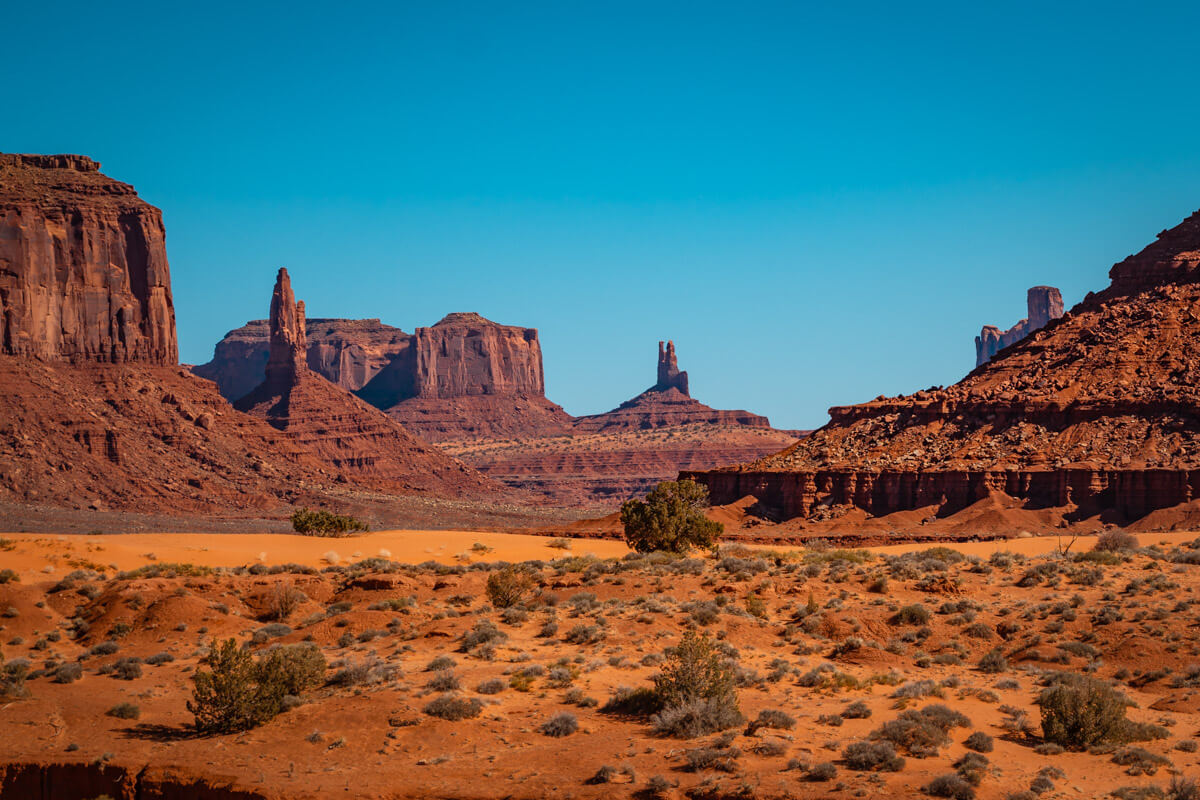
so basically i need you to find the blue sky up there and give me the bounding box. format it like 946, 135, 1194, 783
7, 2, 1200, 429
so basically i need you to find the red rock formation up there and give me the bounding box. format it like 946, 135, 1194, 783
690, 207, 1200, 527
234, 270, 505, 496
195, 310, 571, 441
575, 341, 772, 432
446, 340, 800, 504
0, 154, 176, 364
192, 318, 410, 402
975, 285, 1064, 366
656, 340, 688, 394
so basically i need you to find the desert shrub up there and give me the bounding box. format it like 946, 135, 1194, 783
963, 731, 994, 753
486, 566, 535, 609
258, 643, 327, 695
925, 772, 975, 799
290, 508, 368, 536
0, 569, 17, 584
112, 658, 143, 680
602, 686, 664, 716
107, 702, 140, 720
1095, 530, 1138, 552
426, 655, 456, 671
0, 657, 29, 699
843, 740, 905, 772
145, 652, 175, 666
620, 479, 723, 554
978, 648, 1008, 673
746, 708, 796, 734
806, 762, 837, 781
1112, 746, 1171, 775
564, 624, 604, 645
53, 663, 83, 684
267, 583, 305, 621
1170, 777, 1200, 800
954, 752, 989, 785
653, 697, 743, 738
460, 620, 508, 652
90, 641, 120, 656
540, 712, 579, 737
843, 700, 872, 719
329, 654, 397, 687
685, 746, 740, 772
423, 693, 482, 721
427, 670, 460, 692
893, 604, 931, 625
871, 704, 970, 757
1036, 676, 1128, 749
476, 678, 505, 694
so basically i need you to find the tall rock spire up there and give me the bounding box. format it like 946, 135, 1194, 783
265, 267, 307, 386
655, 340, 689, 395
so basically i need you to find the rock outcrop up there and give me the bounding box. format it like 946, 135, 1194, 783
690, 207, 1200, 527
975, 285, 1064, 366
233, 270, 505, 496
195, 310, 571, 441
575, 341, 772, 432
656, 340, 688, 394
0, 153, 176, 364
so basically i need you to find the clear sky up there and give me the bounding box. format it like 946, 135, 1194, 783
7, 2, 1200, 429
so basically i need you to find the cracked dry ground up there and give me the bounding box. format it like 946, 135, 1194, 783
3, 535, 1200, 799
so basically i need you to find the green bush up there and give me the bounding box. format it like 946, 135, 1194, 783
291, 508, 368, 536
620, 479, 723, 554
188, 638, 325, 734
651, 630, 742, 737
1036, 676, 1128, 749
485, 566, 535, 609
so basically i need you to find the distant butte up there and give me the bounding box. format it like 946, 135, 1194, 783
975, 285, 1064, 366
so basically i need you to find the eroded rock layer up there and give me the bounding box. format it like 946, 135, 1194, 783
233, 270, 505, 497
0, 153, 176, 364
691, 207, 1200, 524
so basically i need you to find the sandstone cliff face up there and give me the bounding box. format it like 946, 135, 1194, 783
691, 207, 1200, 525
233, 270, 506, 497
0, 154, 176, 365
974, 285, 1064, 366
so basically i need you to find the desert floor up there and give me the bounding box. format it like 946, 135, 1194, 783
2, 529, 1200, 799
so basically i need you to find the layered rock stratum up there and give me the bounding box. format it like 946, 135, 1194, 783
691, 207, 1200, 526
975, 285, 1064, 366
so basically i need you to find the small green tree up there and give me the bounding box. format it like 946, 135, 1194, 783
620, 479, 723, 554
189, 638, 325, 734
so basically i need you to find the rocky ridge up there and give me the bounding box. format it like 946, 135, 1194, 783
690, 207, 1200, 525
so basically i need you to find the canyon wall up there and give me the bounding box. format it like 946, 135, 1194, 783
975, 285, 1063, 367
0, 154, 176, 364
